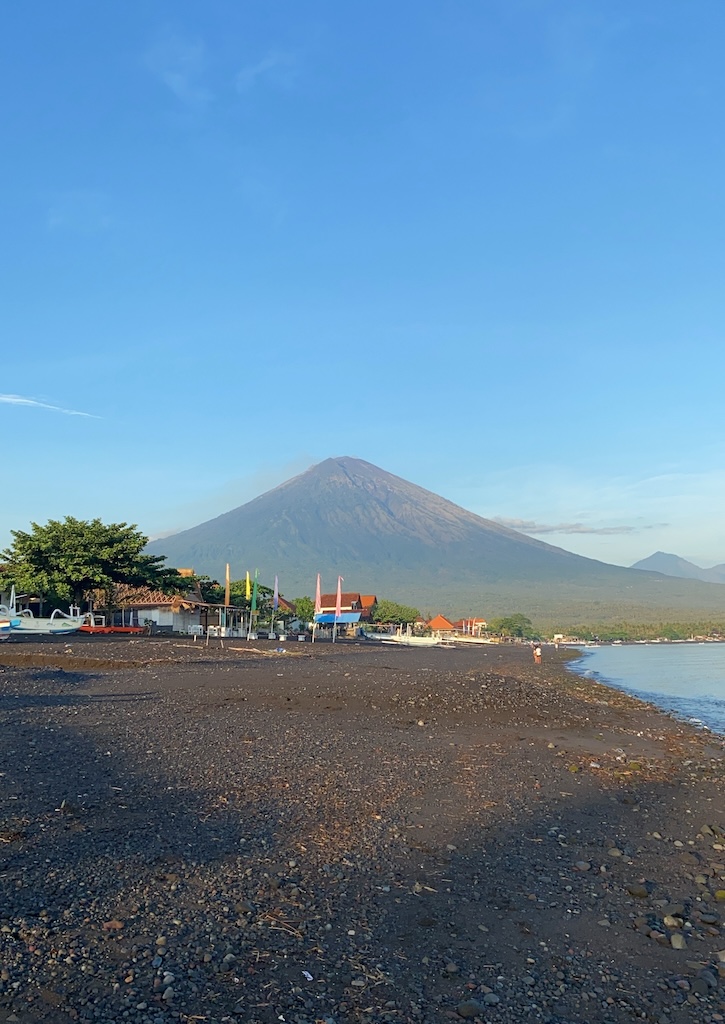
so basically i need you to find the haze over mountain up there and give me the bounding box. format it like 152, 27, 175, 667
147, 458, 725, 626
631, 551, 725, 585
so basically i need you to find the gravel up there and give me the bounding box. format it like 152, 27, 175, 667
0, 636, 723, 1023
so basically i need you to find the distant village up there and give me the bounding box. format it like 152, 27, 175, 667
68, 579, 493, 641
3, 512, 723, 644
2, 569, 508, 642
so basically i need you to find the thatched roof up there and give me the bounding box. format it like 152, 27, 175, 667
92, 583, 202, 611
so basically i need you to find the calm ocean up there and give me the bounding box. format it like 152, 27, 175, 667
567, 643, 725, 735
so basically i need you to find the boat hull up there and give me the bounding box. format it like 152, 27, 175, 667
0, 604, 84, 636
11, 617, 84, 636
0, 616, 22, 640
374, 635, 443, 647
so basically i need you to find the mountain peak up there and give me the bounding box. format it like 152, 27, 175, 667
146, 458, 725, 622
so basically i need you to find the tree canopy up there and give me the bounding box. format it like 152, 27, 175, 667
373, 599, 420, 624
293, 595, 315, 624
0, 517, 182, 607
489, 613, 536, 638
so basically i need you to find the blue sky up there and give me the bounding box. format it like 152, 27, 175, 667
3, 1, 724, 569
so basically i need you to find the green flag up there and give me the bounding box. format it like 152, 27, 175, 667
251, 569, 258, 613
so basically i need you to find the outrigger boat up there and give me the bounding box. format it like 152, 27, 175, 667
0, 587, 85, 636
366, 630, 444, 647
0, 614, 21, 641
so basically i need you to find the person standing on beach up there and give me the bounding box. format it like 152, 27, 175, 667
533, 645, 542, 664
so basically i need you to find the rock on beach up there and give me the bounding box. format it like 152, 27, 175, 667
0, 635, 723, 1024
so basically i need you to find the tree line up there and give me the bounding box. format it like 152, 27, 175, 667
8, 517, 718, 640
0, 517, 423, 625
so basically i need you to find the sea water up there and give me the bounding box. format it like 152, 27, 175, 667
568, 643, 725, 735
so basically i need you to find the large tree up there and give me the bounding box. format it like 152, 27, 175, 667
0, 517, 182, 608
489, 613, 536, 639
373, 599, 420, 625
293, 595, 314, 624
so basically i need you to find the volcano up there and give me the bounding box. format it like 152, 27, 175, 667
146, 457, 725, 624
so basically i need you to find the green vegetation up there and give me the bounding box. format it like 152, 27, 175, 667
293, 596, 315, 624
559, 620, 725, 642
373, 599, 420, 624
0, 517, 181, 609
193, 577, 264, 608
489, 613, 537, 639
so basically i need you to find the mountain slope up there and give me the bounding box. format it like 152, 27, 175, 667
146, 457, 725, 624
631, 552, 725, 585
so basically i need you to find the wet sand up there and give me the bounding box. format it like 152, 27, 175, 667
0, 636, 723, 1024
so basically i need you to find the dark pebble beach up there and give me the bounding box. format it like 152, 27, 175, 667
0, 636, 724, 1024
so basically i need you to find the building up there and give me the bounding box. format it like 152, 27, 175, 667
427, 614, 456, 634
318, 592, 377, 621
453, 617, 488, 636
91, 584, 246, 635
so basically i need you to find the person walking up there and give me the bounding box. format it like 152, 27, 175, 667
533, 644, 542, 664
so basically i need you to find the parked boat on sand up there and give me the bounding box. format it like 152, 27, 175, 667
366, 632, 444, 647
0, 588, 85, 636
0, 615, 21, 641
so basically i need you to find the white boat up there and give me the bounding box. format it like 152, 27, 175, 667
0, 587, 85, 636
445, 634, 498, 646
0, 616, 21, 641
369, 633, 444, 647
7, 608, 85, 635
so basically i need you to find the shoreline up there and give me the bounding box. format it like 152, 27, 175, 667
564, 642, 725, 738
0, 637, 723, 1023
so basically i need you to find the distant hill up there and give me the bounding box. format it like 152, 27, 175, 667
146, 457, 725, 626
631, 551, 725, 585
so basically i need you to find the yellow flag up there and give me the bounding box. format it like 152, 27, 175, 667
245, 570, 251, 601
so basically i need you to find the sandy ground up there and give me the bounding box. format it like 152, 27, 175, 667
0, 635, 723, 1024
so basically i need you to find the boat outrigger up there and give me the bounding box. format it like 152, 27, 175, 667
0, 587, 85, 636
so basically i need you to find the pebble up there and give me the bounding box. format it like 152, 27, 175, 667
2, 638, 724, 1024
456, 999, 483, 1018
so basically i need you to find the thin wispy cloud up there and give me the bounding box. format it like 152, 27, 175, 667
494, 516, 667, 536
146, 33, 212, 108
0, 394, 99, 418
235, 50, 297, 93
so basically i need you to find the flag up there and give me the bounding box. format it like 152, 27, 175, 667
314, 573, 321, 615
225, 563, 231, 607
245, 570, 251, 601
335, 575, 344, 619
273, 575, 279, 612
251, 569, 258, 613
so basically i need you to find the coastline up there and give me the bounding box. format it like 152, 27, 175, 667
565, 642, 725, 737
0, 637, 723, 1023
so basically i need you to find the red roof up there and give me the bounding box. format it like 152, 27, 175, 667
319, 592, 375, 620
427, 614, 455, 630
319, 592, 362, 610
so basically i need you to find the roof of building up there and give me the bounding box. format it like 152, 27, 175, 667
319, 592, 363, 607
427, 614, 456, 630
